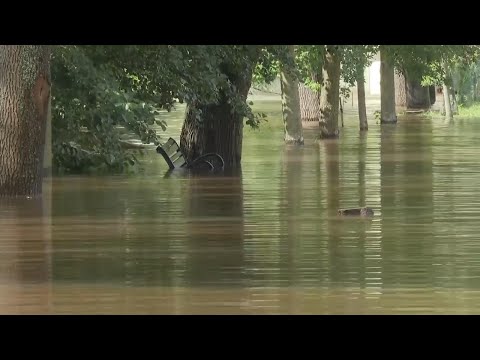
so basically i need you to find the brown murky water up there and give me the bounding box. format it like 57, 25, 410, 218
2, 99, 480, 314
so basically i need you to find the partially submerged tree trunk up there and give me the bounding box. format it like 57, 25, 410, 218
0, 45, 51, 197
319, 46, 341, 138
443, 83, 453, 120
180, 55, 257, 169
280, 45, 304, 145
357, 70, 368, 131
442, 61, 454, 120
394, 71, 407, 110
380, 49, 397, 124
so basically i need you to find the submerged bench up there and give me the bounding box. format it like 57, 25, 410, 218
156, 137, 224, 172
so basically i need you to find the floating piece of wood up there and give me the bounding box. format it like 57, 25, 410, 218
337, 207, 374, 217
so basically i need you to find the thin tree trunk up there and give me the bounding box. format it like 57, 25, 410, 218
443, 84, 453, 120
180, 58, 256, 169
280, 45, 304, 145
319, 46, 341, 138
394, 71, 407, 110
443, 61, 453, 120
339, 97, 344, 128
451, 87, 458, 114
43, 93, 52, 177
473, 70, 477, 102
380, 48, 397, 124
0, 45, 51, 197
357, 70, 368, 131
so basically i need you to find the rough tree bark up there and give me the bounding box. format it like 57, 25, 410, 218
357, 69, 368, 131
280, 45, 304, 145
180, 56, 257, 169
0, 45, 51, 197
394, 71, 407, 110
380, 48, 397, 123
319, 46, 341, 138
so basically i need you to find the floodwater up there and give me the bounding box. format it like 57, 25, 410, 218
2, 97, 480, 314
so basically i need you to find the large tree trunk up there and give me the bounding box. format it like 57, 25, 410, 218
357, 70, 368, 131
406, 76, 431, 110
280, 45, 304, 145
180, 59, 256, 169
0, 46, 51, 197
380, 48, 397, 124
394, 71, 407, 110
319, 46, 341, 138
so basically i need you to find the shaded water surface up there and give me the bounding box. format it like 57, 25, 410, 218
2, 103, 480, 314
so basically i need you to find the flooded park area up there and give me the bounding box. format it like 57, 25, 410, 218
2, 93, 480, 315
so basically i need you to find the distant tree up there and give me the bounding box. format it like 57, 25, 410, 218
279, 45, 304, 144
319, 46, 341, 138
341, 45, 378, 130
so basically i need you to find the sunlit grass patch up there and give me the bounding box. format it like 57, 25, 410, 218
457, 102, 480, 118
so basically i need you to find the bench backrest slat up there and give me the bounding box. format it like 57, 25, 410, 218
172, 153, 187, 167
157, 137, 187, 169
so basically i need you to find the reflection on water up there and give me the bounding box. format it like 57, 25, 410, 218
3, 104, 480, 314
0, 182, 52, 313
